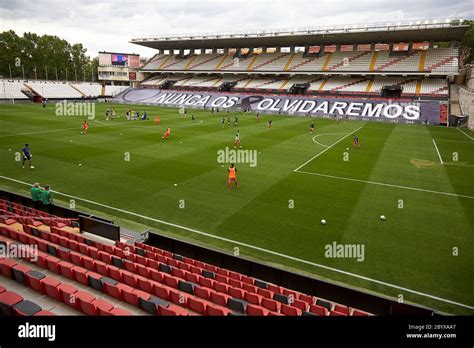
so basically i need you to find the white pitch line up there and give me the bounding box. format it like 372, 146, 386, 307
444, 162, 474, 168
457, 127, 474, 141
0, 127, 81, 138
0, 174, 472, 310
434, 139, 474, 144
311, 133, 351, 148
432, 139, 444, 164
294, 127, 362, 172
294, 170, 474, 200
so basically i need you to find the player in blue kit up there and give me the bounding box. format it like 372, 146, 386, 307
22, 144, 33, 169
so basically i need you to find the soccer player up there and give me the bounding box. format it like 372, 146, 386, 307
256, 112, 260, 123
234, 116, 238, 127
268, 120, 272, 129
192, 114, 195, 123
227, 163, 238, 190
309, 122, 315, 133
81, 121, 89, 134
22, 144, 33, 169
154, 116, 160, 126
234, 131, 241, 148
163, 127, 171, 140
221, 117, 225, 128
353, 134, 360, 148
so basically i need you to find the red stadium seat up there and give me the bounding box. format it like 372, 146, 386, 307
43, 277, 62, 301
298, 293, 314, 305
163, 274, 179, 289
108, 266, 123, 282
207, 306, 231, 316
188, 297, 207, 315
82, 256, 95, 271
213, 282, 229, 294
122, 288, 140, 306
58, 283, 78, 308
228, 287, 245, 299
153, 283, 170, 301
123, 273, 138, 288
194, 286, 212, 301
309, 304, 328, 316
199, 277, 215, 289
45, 256, 60, 274
210, 292, 230, 307
58, 261, 75, 279
261, 298, 281, 312
72, 267, 89, 285
0, 291, 24, 315
246, 304, 269, 316
244, 292, 262, 305
94, 298, 114, 316
76, 291, 97, 315
103, 282, 123, 300
0, 258, 17, 278
170, 289, 188, 306
333, 304, 350, 315
109, 307, 132, 316
138, 277, 154, 293
257, 288, 273, 299
281, 303, 302, 316
149, 269, 162, 282
291, 299, 309, 311
69, 252, 83, 267
94, 260, 108, 276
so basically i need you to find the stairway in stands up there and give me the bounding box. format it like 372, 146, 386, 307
250, 53, 289, 71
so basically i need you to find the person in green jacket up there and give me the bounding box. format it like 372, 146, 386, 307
31, 183, 42, 209
41, 185, 53, 212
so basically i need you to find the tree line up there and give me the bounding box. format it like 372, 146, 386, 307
0, 30, 98, 81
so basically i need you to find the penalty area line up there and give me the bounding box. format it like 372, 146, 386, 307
457, 127, 474, 141
294, 127, 362, 172
294, 170, 474, 200
432, 139, 444, 164
0, 175, 473, 310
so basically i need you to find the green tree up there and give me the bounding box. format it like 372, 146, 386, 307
0, 30, 98, 81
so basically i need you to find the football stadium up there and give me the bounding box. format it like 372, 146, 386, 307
0, 0, 473, 345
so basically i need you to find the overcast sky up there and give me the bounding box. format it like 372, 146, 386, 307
1, 0, 472, 59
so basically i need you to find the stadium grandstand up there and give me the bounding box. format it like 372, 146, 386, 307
118, 19, 472, 127
0, 79, 128, 101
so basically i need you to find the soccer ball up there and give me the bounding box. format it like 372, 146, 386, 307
380, 215, 386, 221
320, 219, 326, 225
30, 166, 35, 169
346, 148, 349, 151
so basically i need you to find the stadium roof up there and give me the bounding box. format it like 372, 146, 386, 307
131, 19, 469, 50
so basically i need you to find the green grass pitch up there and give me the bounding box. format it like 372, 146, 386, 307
0, 102, 473, 314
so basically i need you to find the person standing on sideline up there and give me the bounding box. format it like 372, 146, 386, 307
41, 185, 53, 213
31, 183, 42, 209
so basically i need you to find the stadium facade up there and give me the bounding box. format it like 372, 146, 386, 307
119, 19, 471, 126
